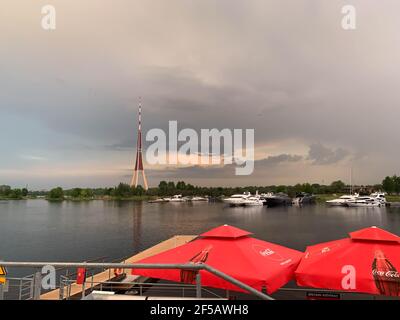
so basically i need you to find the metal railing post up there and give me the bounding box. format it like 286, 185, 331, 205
0, 284, 4, 300
19, 279, 23, 300
196, 272, 202, 298
82, 282, 86, 299
33, 271, 42, 300
59, 277, 64, 300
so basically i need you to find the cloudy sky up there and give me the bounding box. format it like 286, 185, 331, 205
1, 0, 400, 189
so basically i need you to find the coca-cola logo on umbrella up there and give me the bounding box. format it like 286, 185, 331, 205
252, 244, 292, 265
372, 250, 400, 297
305, 243, 342, 259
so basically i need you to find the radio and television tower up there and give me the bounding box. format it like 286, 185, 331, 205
130, 98, 148, 190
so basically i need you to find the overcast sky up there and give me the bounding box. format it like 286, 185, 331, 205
1, 0, 400, 189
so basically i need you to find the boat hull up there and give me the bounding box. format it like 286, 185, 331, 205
326, 201, 347, 206
223, 199, 245, 206
242, 201, 264, 206
346, 203, 381, 207
265, 197, 292, 207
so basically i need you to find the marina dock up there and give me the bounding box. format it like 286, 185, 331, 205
40, 235, 196, 300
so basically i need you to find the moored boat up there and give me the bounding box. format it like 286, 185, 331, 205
264, 193, 292, 207
346, 196, 382, 207
326, 194, 359, 206
370, 192, 387, 206
164, 195, 187, 202
292, 193, 316, 205
242, 196, 264, 206
190, 196, 208, 202
222, 192, 251, 206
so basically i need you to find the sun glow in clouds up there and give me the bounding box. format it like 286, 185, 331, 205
145, 121, 255, 175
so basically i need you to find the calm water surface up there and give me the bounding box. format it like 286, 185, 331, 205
1, 200, 400, 276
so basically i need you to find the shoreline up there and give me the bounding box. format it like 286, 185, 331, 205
2, 194, 400, 202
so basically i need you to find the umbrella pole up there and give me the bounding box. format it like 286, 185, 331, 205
195, 273, 202, 298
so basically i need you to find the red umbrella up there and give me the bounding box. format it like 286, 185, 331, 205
295, 226, 400, 297
132, 225, 303, 294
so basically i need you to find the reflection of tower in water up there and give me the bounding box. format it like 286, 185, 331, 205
132, 202, 143, 253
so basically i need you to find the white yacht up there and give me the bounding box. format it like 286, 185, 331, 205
164, 195, 186, 202
222, 192, 251, 206
346, 196, 382, 207
326, 194, 359, 206
242, 196, 264, 206
370, 192, 387, 206
190, 196, 208, 202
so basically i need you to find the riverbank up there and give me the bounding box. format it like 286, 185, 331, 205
0, 196, 36, 201
4, 194, 400, 203
46, 195, 157, 202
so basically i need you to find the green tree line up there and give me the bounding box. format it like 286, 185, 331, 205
382, 175, 400, 194
3, 175, 398, 201
0, 185, 28, 199
46, 179, 350, 200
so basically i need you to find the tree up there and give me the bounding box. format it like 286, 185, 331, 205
276, 185, 287, 193
133, 185, 144, 196
70, 188, 82, 198
112, 183, 132, 198
21, 188, 28, 197
176, 181, 186, 190
167, 181, 175, 190
329, 180, 346, 193
48, 187, 64, 200
302, 183, 313, 194
80, 188, 94, 198
158, 181, 168, 196
382, 176, 396, 194
311, 184, 321, 194
167, 181, 176, 196
9, 189, 23, 199
0, 185, 11, 196
394, 175, 400, 194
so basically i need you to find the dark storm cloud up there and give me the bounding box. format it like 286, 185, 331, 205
307, 143, 350, 165
257, 154, 303, 166
146, 153, 303, 179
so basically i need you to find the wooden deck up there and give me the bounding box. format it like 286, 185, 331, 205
40, 235, 197, 300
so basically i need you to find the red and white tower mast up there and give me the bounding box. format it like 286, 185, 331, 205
130, 98, 148, 190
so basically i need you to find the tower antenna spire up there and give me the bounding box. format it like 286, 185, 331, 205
130, 97, 148, 190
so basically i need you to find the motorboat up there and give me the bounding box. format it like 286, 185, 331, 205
370, 192, 387, 206
326, 194, 359, 206
190, 196, 208, 202
259, 193, 272, 206
242, 196, 264, 206
164, 195, 186, 202
264, 193, 292, 207
222, 192, 251, 206
292, 193, 316, 205
346, 196, 382, 207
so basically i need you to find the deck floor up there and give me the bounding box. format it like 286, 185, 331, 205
40, 235, 196, 300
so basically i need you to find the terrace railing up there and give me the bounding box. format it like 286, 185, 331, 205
0, 261, 274, 301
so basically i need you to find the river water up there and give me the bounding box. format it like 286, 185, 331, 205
1, 200, 400, 276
